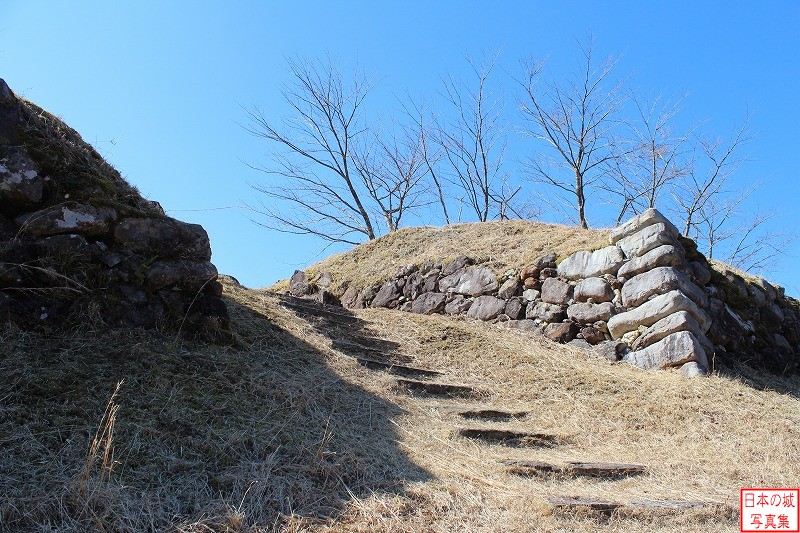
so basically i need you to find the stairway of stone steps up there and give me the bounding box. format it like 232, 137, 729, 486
281, 294, 719, 517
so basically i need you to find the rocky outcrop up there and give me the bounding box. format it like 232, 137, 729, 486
288, 206, 800, 378
0, 79, 227, 332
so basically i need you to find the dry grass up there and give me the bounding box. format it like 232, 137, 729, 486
273, 220, 609, 293
2, 278, 798, 532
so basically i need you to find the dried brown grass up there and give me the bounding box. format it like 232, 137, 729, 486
273, 220, 609, 293
2, 279, 798, 532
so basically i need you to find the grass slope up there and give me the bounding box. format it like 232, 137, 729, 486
2, 278, 798, 532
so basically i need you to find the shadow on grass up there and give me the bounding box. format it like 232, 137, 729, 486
0, 293, 431, 531
716, 359, 800, 399
276, 294, 413, 364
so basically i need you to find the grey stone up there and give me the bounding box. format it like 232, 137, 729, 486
394, 263, 418, 278
747, 284, 767, 308
580, 326, 606, 345
371, 281, 402, 307
610, 208, 680, 245
557, 246, 626, 280
411, 292, 447, 315
289, 270, 312, 296
617, 244, 686, 280
523, 276, 541, 289
498, 278, 521, 299
617, 222, 678, 258
679, 361, 708, 378
568, 338, 594, 350
544, 322, 577, 343
16, 203, 117, 237
607, 290, 711, 339
525, 301, 565, 322
573, 277, 614, 303
38, 234, 92, 260
316, 271, 333, 288
147, 260, 218, 290
340, 285, 362, 309
0, 150, 47, 207
503, 319, 541, 334
522, 288, 540, 302
504, 297, 525, 320
774, 333, 792, 352
439, 266, 498, 296
441, 255, 473, 277
762, 302, 785, 324
621, 266, 708, 309
624, 331, 708, 370
445, 295, 472, 315
752, 278, 777, 301
725, 304, 755, 333
538, 267, 558, 280
631, 311, 713, 356
541, 277, 573, 305
466, 295, 506, 321
595, 339, 628, 361
690, 261, 712, 285
358, 285, 379, 308
567, 302, 615, 324
114, 217, 212, 260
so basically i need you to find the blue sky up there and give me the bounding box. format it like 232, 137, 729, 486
2, 1, 798, 294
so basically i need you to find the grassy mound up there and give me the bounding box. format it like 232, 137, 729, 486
279, 220, 608, 293
2, 278, 798, 531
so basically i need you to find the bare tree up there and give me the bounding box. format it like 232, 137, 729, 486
603, 93, 691, 224
243, 57, 377, 245
520, 37, 624, 229
352, 126, 429, 232
402, 98, 451, 224
695, 184, 790, 272
673, 115, 751, 237
437, 56, 513, 222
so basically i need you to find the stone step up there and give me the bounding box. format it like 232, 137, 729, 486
547, 496, 623, 513
564, 461, 647, 478
503, 459, 646, 479
457, 428, 561, 447
332, 338, 397, 353
355, 357, 442, 379
630, 500, 712, 510
456, 408, 528, 422
503, 460, 562, 476
280, 298, 360, 324
396, 378, 478, 397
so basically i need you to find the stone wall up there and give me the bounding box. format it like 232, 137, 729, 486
290, 208, 799, 377
0, 79, 227, 332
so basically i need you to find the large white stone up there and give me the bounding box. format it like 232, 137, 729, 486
610, 208, 681, 245
607, 290, 711, 339
466, 295, 506, 321
439, 266, 498, 296
557, 246, 625, 280
621, 267, 708, 309
624, 330, 708, 370
573, 277, 614, 303
617, 244, 686, 279
617, 222, 679, 258
566, 302, 615, 324
631, 310, 713, 355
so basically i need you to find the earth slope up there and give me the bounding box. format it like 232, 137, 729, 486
2, 275, 798, 532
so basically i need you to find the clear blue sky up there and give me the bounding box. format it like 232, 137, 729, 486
2, 1, 798, 294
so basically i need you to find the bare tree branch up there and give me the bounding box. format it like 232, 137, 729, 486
519, 35, 625, 229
